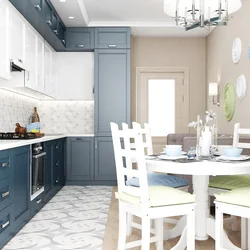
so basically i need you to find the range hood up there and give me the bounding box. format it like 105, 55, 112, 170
10, 59, 26, 72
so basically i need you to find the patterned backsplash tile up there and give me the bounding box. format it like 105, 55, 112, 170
0, 89, 94, 134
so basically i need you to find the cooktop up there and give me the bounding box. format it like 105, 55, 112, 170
0, 132, 36, 140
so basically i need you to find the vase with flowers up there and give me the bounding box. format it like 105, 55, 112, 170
188, 110, 217, 159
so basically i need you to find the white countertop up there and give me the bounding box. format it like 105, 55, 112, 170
0, 134, 94, 151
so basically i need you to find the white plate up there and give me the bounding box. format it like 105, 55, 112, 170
217, 155, 250, 161
158, 155, 187, 160
145, 155, 157, 160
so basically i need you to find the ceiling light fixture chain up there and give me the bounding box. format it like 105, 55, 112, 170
164, 0, 242, 31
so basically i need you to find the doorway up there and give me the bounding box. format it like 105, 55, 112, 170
135, 68, 190, 153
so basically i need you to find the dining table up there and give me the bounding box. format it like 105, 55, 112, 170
146, 157, 250, 250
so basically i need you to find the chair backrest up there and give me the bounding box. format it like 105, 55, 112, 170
126, 122, 153, 155
110, 122, 150, 207
233, 123, 250, 149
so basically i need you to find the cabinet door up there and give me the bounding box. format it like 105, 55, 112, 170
37, 34, 44, 92
95, 49, 130, 136
12, 146, 30, 229
57, 52, 94, 100
25, 25, 38, 90
50, 50, 58, 97
66, 28, 94, 50
0, 0, 11, 80
94, 137, 116, 181
53, 139, 65, 191
44, 142, 53, 202
95, 27, 131, 49
67, 137, 94, 181
9, 3, 25, 64
44, 41, 53, 96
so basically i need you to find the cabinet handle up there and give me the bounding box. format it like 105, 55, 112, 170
76, 138, 84, 141
26, 71, 30, 81
95, 139, 97, 149
46, 20, 52, 26
55, 161, 59, 166
1, 191, 9, 198
18, 59, 23, 63
1, 162, 9, 168
36, 199, 42, 204
61, 40, 66, 45
75, 44, 84, 48
34, 5, 41, 11
1, 221, 9, 229
53, 30, 58, 35
108, 44, 117, 48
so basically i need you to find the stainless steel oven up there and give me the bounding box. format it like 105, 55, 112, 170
31, 142, 46, 200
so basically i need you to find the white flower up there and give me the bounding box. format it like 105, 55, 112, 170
188, 121, 197, 128
205, 110, 217, 122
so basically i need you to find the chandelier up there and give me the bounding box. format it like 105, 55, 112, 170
164, 0, 242, 31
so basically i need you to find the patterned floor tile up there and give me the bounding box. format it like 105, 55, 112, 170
3, 186, 113, 250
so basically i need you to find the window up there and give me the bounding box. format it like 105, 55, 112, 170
148, 79, 175, 136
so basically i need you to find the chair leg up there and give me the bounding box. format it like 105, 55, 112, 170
126, 213, 133, 236
141, 217, 151, 250
118, 203, 127, 250
154, 218, 163, 250
187, 209, 195, 250
241, 217, 247, 250
231, 215, 238, 231
215, 205, 224, 250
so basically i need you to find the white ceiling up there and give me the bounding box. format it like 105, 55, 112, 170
50, 0, 212, 37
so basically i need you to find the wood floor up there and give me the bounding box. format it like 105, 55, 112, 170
102, 187, 241, 250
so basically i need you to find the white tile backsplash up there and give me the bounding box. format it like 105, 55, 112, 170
0, 89, 94, 134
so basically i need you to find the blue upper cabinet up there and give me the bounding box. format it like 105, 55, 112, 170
65, 28, 94, 51
10, 0, 66, 51
95, 27, 131, 49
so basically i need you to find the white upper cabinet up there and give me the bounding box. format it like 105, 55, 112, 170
44, 41, 57, 98
37, 34, 45, 93
57, 52, 94, 100
25, 25, 38, 90
9, 2, 25, 66
0, 0, 11, 80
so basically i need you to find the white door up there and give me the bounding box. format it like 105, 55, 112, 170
44, 41, 52, 96
37, 34, 44, 93
9, 3, 25, 64
0, 0, 11, 80
25, 25, 37, 90
136, 70, 189, 153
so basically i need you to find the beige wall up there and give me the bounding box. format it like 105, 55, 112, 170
131, 37, 206, 128
207, 1, 250, 134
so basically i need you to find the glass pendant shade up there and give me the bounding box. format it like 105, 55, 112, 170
164, 0, 242, 22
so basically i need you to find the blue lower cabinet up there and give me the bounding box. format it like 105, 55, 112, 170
12, 146, 30, 230
0, 177, 12, 213
44, 141, 53, 203
30, 192, 44, 217
0, 150, 12, 181
0, 204, 13, 249
53, 139, 65, 192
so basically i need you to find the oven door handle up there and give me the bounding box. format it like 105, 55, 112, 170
32, 152, 46, 159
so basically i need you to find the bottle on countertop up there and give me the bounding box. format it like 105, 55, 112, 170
31, 107, 40, 123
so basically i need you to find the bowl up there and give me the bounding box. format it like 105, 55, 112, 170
164, 147, 182, 157
216, 145, 232, 155
223, 147, 243, 157
165, 144, 182, 149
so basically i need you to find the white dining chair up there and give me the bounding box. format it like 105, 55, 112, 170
110, 122, 195, 250
123, 122, 190, 236
215, 187, 250, 250
209, 123, 250, 249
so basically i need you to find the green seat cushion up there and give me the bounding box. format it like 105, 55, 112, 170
117, 186, 195, 208
215, 187, 250, 207
209, 175, 250, 190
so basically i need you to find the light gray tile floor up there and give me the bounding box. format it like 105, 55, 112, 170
3, 186, 113, 250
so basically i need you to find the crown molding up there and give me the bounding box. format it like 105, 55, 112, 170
76, 0, 90, 26
88, 21, 177, 27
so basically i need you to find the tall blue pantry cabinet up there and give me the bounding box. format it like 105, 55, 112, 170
94, 28, 131, 183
